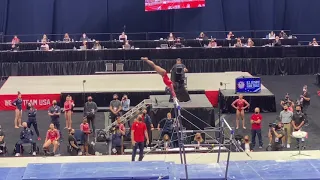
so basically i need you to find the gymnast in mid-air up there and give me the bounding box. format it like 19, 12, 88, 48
141, 57, 176, 98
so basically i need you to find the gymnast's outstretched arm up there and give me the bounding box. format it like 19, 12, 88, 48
141, 57, 167, 76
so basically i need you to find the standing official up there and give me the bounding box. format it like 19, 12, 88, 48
300, 85, 311, 125
84, 96, 98, 136
131, 115, 149, 161
292, 105, 306, 149
279, 105, 293, 148
27, 103, 40, 141
109, 94, 122, 123
250, 107, 263, 149
48, 100, 62, 140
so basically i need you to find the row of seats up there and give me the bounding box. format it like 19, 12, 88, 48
105, 63, 124, 72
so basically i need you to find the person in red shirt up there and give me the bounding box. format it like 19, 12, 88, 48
231, 94, 250, 129
43, 123, 60, 155
64, 95, 74, 129
250, 107, 263, 149
141, 57, 176, 98
131, 115, 149, 161
80, 118, 91, 155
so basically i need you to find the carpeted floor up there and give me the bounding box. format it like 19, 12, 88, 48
0, 75, 319, 156
0, 111, 105, 156
227, 75, 320, 151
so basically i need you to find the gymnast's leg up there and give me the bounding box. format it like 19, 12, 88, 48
141, 57, 166, 76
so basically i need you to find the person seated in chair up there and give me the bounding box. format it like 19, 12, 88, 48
192, 133, 204, 147
68, 129, 81, 156
43, 123, 60, 155
0, 125, 5, 154
15, 122, 37, 156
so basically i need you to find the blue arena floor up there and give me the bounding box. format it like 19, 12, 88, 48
1, 159, 320, 180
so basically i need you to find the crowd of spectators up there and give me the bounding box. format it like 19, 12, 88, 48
7, 30, 311, 52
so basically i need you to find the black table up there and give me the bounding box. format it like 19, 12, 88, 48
0, 38, 298, 51
0, 45, 318, 63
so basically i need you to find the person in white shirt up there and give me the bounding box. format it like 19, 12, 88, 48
119, 32, 128, 41
268, 31, 275, 39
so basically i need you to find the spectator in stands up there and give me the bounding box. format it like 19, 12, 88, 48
173, 38, 183, 48
309, 38, 318, 46
112, 116, 125, 155
43, 123, 60, 155
15, 122, 37, 156
157, 112, 174, 138
131, 115, 149, 161
41, 34, 48, 43
241, 135, 253, 152
81, 41, 87, 50
207, 39, 219, 48
122, 40, 131, 49
80, 118, 91, 155
198, 32, 207, 40
26, 103, 40, 141
250, 107, 263, 149
231, 94, 250, 129
119, 32, 128, 41
64, 95, 73, 130
12, 92, 23, 128
268, 121, 284, 151
168, 33, 175, 41
84, 96, 98, 136
11, 35, 20, 50
234, 38, 243, 47
247, 38, 254, 47
110, 94, 122, 123
280, 93, 294, 111
279, 105, 293, 148
63, 33, 71, 42
40, 40, 49, 51
80, 33, 89, 42
193, 133, 204, 146
279, 30, 288, 39
292, 105, 306, 149
48, 100, 62, 139
68, 128, 80, 156
273, 36, 282, 46
226, 31, 234, 40
92, 41, 102, 50
268, 31, 275, 39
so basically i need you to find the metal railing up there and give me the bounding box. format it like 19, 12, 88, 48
0, 30, 291, 43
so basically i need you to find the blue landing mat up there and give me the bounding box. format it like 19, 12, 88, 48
22, 161, 170, 180
13, 159, 320, 180
0, 167, 26, 180
219, 159, 320, 180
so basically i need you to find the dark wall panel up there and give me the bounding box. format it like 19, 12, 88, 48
53, 0, 108, 41
5, 0, 54, 41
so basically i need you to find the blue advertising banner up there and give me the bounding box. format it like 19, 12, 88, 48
235, 77, 261, 93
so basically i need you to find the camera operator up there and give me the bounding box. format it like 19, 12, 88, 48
111, 116, 125, 155
291, 105, 306, 149
268, 122, 285, 151
280, 93, 294, 112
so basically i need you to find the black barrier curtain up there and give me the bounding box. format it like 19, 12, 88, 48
2, 57, 320, 76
